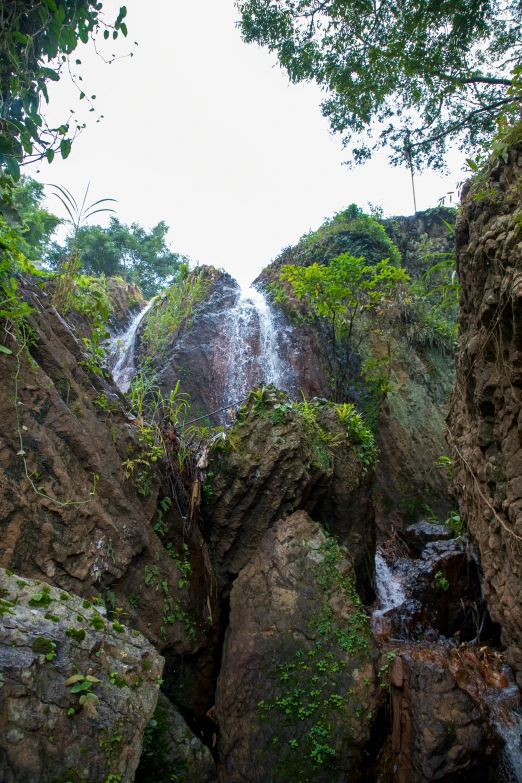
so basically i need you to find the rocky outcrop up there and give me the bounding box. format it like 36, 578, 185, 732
0, 279, 219, 704
107, 278, 145, 333
381, 207, 456, 281
0, 568, 163, 782
201, 388, 374, 590
216, 511, 380, 783
448, 142, 522, 680
385, 648, 496, 782
136, 692, 217, 783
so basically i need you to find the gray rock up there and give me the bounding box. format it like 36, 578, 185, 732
136, 692, 217, 782
0, 568, 163, 782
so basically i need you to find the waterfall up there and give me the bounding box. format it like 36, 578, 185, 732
371, 550, 406, 637
221, 285, 289, 406
109, 299, 155, 392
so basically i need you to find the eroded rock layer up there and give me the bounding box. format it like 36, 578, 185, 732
448, 143, 522, 679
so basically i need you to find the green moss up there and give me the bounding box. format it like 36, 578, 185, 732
112, 621, 125, 633
82, 600, 92, 609
60, 593, 70, 601
44, 613, 60, 622
16, 580, 28, 589
66, 627, 86, 642
0, 597, 15, 616
0, 588, 9, 598
32, 636, 55, 655
5, 569, 13, 576
90, 615, 105, 631
28, 592, 53, 608
142, 660, 151, 671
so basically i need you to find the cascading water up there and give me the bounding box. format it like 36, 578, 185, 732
109, 299, 155, 392
221, 285, 290, 406
371, 549, 406, 637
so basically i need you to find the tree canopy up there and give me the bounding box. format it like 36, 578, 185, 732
237, 0, 522, 169
0, 0, 129, 220
282, 253, 409, 398
47, 217, 189, 298
12, 176, 61, 261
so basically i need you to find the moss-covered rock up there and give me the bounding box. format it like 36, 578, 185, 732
0, 568, 163, 783
216, 511, 380, 783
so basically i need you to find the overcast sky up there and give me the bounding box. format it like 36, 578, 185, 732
28, 0, 463, 288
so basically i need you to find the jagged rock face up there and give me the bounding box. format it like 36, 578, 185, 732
107, 279, 145, 333
448, 143, 522, 680
386, 649, 495, 782
216, 511, 381, 783
201, 389, 374, 590
381, 208, 456, 281
373, 336, 453, 535
0, 280, 218, 673
0, 568, 163, 783
135, 692, 217, 783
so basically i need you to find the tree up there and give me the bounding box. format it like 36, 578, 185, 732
47, 218, 189, 298
12, 177, 61, 261
281, 253, 409, 399
0, 0, 130, 219
237, 0, 522, 169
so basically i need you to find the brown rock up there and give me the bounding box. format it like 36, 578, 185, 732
216, 510, 380, 783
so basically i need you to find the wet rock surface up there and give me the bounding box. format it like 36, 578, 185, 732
448, 142, 522, 680
0, 280, 219, 701
216, 511, 380, 783
201, 389, 374, 589
135, 692, 217, 783
385, 648, 496, 783
0, 568, 163, 783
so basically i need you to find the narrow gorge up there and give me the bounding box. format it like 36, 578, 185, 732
2, 152, 522, 783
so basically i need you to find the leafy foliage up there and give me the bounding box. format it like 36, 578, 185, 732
0, 0, 129, 190
47, 218, 189, 298
142, 266, 212, 355
237, 0, 522, 169
12, 176, 60, 261
284, 205, 401, 269
282, 253, 409, 400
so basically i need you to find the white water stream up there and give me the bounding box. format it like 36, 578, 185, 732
221, 285, 289, 405
109, 299, 155, 392
371, 550, 406, 637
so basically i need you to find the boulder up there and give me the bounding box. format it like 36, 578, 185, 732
202, 389, 374, 590
0, 568, 163, 783
135, 692, 217, 782
402, 521, 452, 557
389, 648, 495, 782
216, 511, 380, 783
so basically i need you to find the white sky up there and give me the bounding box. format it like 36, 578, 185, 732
28, 0, 464, 288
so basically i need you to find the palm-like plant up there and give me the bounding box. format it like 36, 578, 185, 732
50, 183, 116, 311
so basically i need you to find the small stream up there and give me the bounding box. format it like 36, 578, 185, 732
372, 540, 522, 780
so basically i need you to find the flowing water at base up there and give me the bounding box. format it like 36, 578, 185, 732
109, 300, 155, 392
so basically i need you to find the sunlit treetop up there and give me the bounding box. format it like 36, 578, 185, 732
237, 0, 522, 170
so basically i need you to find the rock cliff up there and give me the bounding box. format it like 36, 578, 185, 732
448, 141, 522, 681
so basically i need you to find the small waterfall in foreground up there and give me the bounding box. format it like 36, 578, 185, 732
371, 549, 406, 637
221, 285, 290, 406
109, 299, 155, 392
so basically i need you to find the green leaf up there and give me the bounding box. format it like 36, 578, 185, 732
5, 157, 21, 181
42, 0, 58, 9
70, 681, 92, 693
0, 136, 15, 155
104, 30, 109, 40
0, 345, 13, 355
46, 148, 55, 164
60, 138, 72, 160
